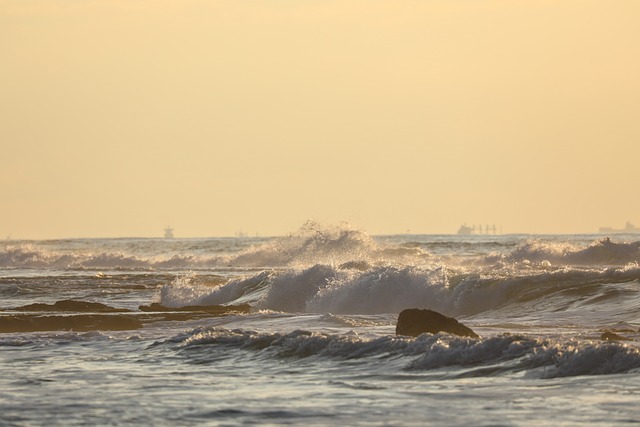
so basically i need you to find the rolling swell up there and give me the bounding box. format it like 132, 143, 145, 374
0, 245, 225, 270
3, 234, 640, 271
172, 327, 640, 378
0, 223, 426, 270
490, 238, 640, 266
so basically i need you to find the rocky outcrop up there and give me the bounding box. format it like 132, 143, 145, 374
13, 300, 130, 313
396, 308, 478, 338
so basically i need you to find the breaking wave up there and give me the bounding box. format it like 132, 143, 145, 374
159, 262, 640, 317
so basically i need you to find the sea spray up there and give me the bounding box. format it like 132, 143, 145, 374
228, 221, 384, 267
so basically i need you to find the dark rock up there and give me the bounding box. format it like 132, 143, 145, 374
12, 300, 130, 313
0, 314, 142, 333
138, 303, 251, 314
601, 331, 632, 341
396, 308, 478, 338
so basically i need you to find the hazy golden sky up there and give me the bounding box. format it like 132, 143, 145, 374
1, 0, 639, 238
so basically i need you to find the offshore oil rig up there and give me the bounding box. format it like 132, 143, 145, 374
457, 224, 500, 235
599, 222, 640, 234
164, 227, 174, 239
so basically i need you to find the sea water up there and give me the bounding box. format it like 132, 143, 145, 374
2, 223, 640, 426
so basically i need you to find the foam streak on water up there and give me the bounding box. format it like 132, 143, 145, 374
2, 224, 640, 425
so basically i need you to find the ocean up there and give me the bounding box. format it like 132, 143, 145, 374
2, 222, 640, 426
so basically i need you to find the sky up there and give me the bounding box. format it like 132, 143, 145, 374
1, 0, 639, 239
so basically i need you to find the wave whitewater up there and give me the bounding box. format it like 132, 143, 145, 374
172, 327, 640, 379
160, 262, 640, 317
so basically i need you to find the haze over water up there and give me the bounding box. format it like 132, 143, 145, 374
2, 1, 640, 239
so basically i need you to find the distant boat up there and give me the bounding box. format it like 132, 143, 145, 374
164, 227, 174, 239
599, 222, 640, 234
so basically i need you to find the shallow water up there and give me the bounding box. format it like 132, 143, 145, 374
2, 224, 640, 425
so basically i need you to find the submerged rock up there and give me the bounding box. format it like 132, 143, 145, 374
138, 303, 251, 314
396, 308, 478, 338
0, 314, 142, 333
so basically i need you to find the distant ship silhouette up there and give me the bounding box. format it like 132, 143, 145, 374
164, 227, 174, 239
599, 222, 640, 233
